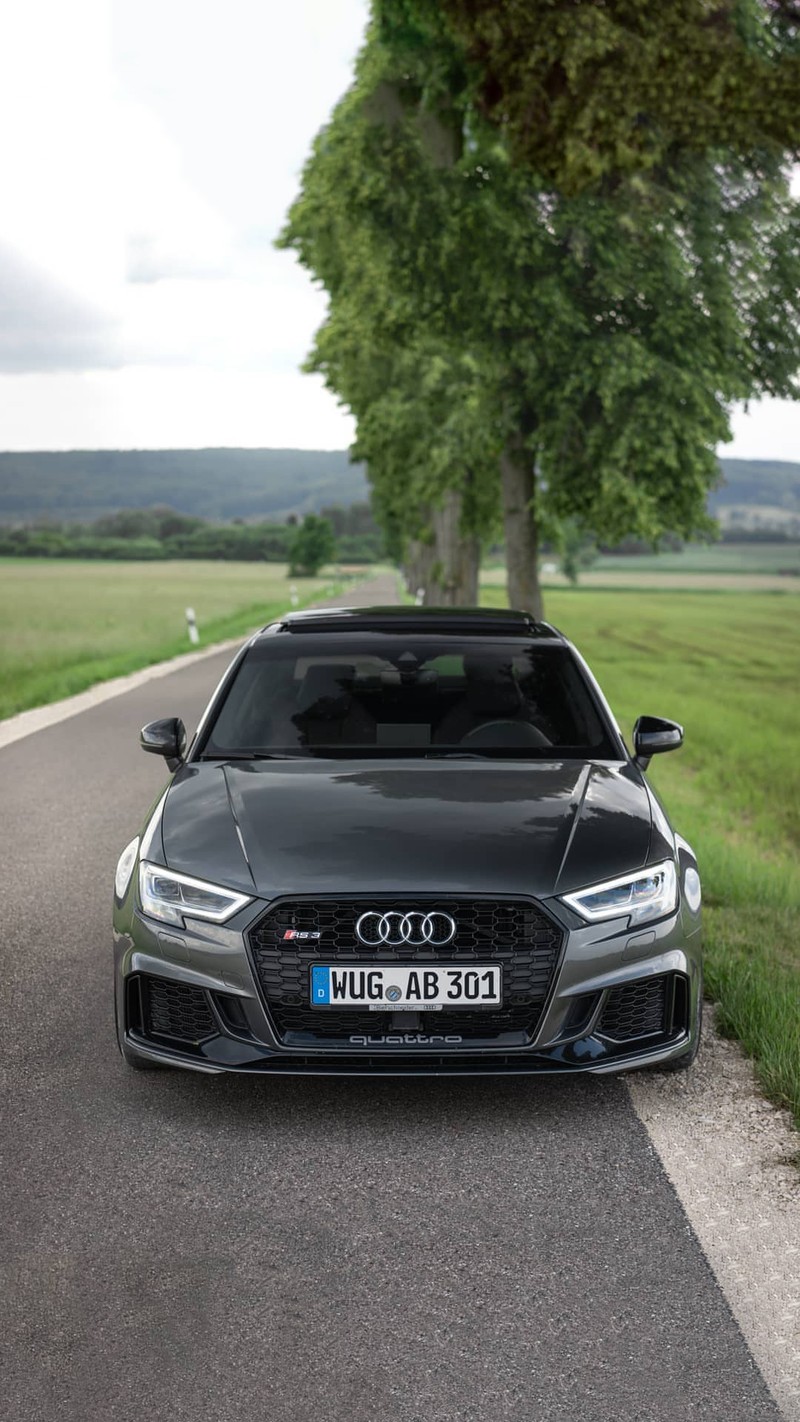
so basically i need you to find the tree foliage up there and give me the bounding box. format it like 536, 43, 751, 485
288, 514, 338, 576
0, 511, 296, 562
376, 0, 800, 190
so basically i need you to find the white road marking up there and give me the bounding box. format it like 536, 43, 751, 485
627, 1007, 800, 1421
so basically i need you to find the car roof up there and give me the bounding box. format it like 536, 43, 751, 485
258, 605, 567, 640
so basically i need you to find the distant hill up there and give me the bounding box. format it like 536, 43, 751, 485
0, 449, 369, 524
0, 448, 798, 530
713, 459, 800, 534
714, 459, 800, 511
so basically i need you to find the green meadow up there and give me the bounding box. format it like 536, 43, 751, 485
481, 540, 800, 591
0, 559, 342, 719
483, 583, 800, 1127
582, 540, 800, 575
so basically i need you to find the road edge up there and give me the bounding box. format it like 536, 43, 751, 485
627, 1007, 799, 1421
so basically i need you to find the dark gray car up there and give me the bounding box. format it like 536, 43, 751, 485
113, 606, 702, 1075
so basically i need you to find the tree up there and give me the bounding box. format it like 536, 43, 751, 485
92, 507, 204, 541
376, 0, 800, 190
288, 514, 337, 576
282, 19, 800, 613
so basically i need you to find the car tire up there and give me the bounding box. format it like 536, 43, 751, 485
659, 989, 703, 1073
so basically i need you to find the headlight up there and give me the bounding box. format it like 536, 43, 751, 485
138, 861, 252, 926
561, 860, 678, 926
115, 838, 139, 900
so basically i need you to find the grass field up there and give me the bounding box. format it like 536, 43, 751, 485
0, 560, 346, 719
483, 540, 800, 591
591, 540, 800, 574
483, 583, 800, 1129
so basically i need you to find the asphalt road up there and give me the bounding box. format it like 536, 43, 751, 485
0, 591, 781, 1422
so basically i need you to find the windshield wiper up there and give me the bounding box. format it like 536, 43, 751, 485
201, 751, 307, 761
423, 751, 492, 760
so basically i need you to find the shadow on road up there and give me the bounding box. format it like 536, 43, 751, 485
119, 1057, 628, 1143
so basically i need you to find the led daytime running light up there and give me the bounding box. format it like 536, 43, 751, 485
561, 860, 678, 926
138, 861, 251, 926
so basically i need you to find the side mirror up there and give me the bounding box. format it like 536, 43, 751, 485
140, 717, 187, 771
633, 715, 683, 771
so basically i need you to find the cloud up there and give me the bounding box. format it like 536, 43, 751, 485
126, 233, 232, 284
118, 251, 330, 371
119, 101, 237, 283
0, 244, 124, 372
0, 365, 356, 450
0, 0, 371, 445
726, 400, 800, 461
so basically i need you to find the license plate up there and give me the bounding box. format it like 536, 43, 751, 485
310, 963, 501, 1010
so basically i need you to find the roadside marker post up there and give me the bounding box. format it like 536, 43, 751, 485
185, 607, 200, 645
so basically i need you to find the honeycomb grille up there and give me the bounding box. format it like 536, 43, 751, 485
247, 897, 563, 1043
143, 975, 216, 1044
597, 975, 668, 1042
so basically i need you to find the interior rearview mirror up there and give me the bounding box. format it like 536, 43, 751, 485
632, 715, 683, 771
140, 717, 187, 771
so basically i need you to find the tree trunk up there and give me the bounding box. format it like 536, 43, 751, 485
429, 490, 480, 605
500, 440, 543, 617
404, 536, 435, 602
404, 490, 479, 606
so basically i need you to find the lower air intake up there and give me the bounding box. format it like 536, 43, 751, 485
142, 975, 216, 1045
597, 975, 669, 1042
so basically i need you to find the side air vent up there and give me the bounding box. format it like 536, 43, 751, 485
597, 976, 669, 1042
140, 975, 217, 1045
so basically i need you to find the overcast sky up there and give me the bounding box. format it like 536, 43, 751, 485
0, 0, 797, 458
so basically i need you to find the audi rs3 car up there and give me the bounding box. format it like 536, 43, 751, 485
113, 606, 702, 1075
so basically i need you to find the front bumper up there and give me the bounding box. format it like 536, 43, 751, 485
113, 886, 703, 1077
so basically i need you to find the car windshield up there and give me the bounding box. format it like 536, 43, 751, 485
199, 634, 616, 760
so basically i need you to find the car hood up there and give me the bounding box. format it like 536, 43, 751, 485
157, 759, 655, 902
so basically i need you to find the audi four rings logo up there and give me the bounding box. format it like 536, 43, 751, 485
355, 910, 457, 947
